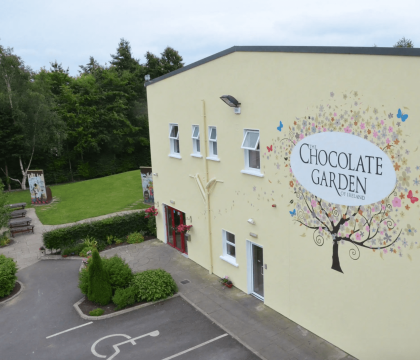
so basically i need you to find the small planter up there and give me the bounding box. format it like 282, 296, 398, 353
62, 255, 68, 258
223, 282, 233, 288
39, 248, 45, 256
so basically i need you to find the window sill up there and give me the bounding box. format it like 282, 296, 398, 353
241, 169, 264, 178
168, 153, 182, 159
220, 255, 239, 267
206, 157, 220, 162
190, 154, 203, 158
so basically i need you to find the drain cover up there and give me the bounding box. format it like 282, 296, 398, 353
180, 280, 190, 285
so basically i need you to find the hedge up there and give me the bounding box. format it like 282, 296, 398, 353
43, 212, 155, 250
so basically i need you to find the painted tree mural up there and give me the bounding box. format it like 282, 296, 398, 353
268, 91, 418, 273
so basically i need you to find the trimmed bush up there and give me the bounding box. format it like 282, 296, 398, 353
87, 250, 112, 305
43, 212, 152, 250
112, 286, 137, 310
79, 246, 95, 257
89, 308, 104, 316
78, 267, 89, 295
126, 232, 144, 244
131, 269, 177, 302
0, 255, 18, 298
102, 255, 133, 293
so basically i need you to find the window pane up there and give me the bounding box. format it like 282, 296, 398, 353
227, 243, 236, 257
192, 126, 199, 138
170, 125, 179, 138
243, 131, 259, 150
248, 150, 260, 169
174, 139, 180, 153
210, 127, 217, 140
212, 141, 218, 155
196, 139, 200, 152
226, 232, 235, 244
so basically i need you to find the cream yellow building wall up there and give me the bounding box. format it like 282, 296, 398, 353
147, 50, 420, 360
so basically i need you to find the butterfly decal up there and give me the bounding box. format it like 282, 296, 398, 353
407, 190, 418, 204
397, 108, 408, 122
289, 209, 296, 217
267, 145, 273, 152
277, 121, 283, 132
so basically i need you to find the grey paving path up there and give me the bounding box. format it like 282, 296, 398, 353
102, 240, 357, 360
0, 208, 44, 270
0, 208, 144, 271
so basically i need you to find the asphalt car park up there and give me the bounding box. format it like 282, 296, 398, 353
0, 260, 259, 360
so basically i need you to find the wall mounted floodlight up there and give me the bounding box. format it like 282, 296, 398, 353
247, 219, 255, 225
145, 74, 151, 81
220, 95, 241, 114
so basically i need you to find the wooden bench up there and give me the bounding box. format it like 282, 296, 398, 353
10, 209, 27, 218
10, 225, 35, 238
9, 217, 32, 228
9, 203, 27, 210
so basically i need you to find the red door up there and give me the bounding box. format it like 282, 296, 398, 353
165, 205, 188, 254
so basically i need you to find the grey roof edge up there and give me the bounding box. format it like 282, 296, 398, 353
145, 45, 420, 86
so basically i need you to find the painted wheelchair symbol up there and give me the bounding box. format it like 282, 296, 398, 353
91, 330, 160, 360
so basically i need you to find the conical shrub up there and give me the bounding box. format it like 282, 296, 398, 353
87, 249, 112, 305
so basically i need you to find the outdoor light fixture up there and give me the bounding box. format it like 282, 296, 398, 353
220, 95, 241, 114
153, 173, 158, 176
145, 74, 151, 81
170, 200, 175, 204
247, 219, 255, 225
249, 232, 258, 238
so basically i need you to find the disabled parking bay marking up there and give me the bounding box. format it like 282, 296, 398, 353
91, 330, 160, 360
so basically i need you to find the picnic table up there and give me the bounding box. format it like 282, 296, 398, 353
9, 217, 32, 228
10, 209, 27, 218
9, 202, 27, 210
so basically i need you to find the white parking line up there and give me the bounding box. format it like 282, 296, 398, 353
161, 333, 229, 360
46, 322, 93, 339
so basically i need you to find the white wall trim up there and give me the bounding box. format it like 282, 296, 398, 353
241, 169, 264, 178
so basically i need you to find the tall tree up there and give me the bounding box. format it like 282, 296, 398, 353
0, 45, 65, 189
144, 46, 184, 79
394, 37, 414, 48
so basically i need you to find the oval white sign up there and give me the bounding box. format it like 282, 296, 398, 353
290, 132, 396, 206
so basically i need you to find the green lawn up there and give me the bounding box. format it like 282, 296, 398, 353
6, 170, 150, 225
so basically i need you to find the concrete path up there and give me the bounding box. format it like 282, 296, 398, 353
102, 240, 357, 360
0, 208, 44, 270
0, 208, 144, 271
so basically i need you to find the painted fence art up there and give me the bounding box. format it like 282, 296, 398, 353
140, 167, 154, 204
28, 170, 48, 204
267, 91, 418, 273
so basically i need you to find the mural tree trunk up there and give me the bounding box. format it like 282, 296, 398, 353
331, 241, 343, 273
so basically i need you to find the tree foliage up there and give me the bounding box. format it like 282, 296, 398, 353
394, 37, 414, 48
0, 39, 183, 188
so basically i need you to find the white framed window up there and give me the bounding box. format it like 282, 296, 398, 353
207, 126, 219, 160
169, 123, 181, 158
241, 129, 262, 176
191, 125, 201, 157
220, 230, 238, 267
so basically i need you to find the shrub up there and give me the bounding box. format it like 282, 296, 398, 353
83, 236, 97, 248
126, 232, 144, 244
106, 235, 115, 245
78, 267, 89, 295
87, 250, 112, 305
131, 269, 177, 302
79, 246, 95, 257
89, 308, 104, 316
0, 255, 18, 298
62, 243, 85, 256
43, 212, 153, 250
0, 235, 10, 247
115, 238, 123, 244
112, 286, 137, 310
102, 255, 133, 293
